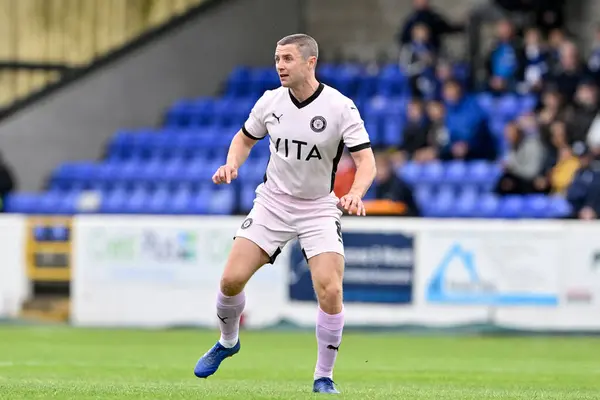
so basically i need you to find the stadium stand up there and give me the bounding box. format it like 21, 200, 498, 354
4, 62, 573, 219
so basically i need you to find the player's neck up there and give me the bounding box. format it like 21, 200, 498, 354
290, 78, 321, 103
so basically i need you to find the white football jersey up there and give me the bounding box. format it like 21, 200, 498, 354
242, 83, 371, 200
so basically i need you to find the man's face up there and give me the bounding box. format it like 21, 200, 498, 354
443, 83, 460, 103
496, 20, 513, 41
275, 44, 314, 88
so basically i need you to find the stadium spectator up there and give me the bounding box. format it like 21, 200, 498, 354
439, 79, 488, 160
548, 138, 580, 195
566, 141, 600, 219
397, 0, 464, 52
548, 41, 588, 103
400, 23, 437, 98
537, 121, 578, 194
394, 99, 432, 163
522, 26, 550, 93
564, 80, 599, 144
537, 87, 566, 147
547, 27, 568, 70
425, 100, 448, 157
495, 121, 546, 194
485, 19, 525, 91
373, 151, 420, 217
414, 58, 455, 102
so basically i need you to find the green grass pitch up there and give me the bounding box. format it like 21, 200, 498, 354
0, 325, 599, 399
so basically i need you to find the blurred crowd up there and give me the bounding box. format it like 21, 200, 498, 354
336, 0, 600, 220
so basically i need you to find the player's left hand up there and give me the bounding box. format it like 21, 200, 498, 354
339, 193, 366, 216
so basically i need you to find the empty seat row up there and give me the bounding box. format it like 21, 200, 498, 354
6, 187, 238, 215
50, 158, 270, 186
399, 161, 502, 186
420, 194, 571, 219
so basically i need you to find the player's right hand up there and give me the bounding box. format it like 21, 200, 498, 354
212, 165, 238, 184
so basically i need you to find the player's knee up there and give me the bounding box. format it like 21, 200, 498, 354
316, 282, 343, 313
220, 272, 247, 297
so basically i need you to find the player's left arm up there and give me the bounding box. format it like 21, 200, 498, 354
339, 102, 377, 216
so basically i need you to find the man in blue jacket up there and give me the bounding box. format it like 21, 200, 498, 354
439, 79, 490, 160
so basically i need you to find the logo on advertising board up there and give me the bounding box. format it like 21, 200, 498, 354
289, 232, 414, 304
563, 249, 600, 305
426, 243, 558, 306
87, 228, 197, 264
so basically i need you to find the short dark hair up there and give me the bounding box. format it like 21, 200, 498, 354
277, 34, 319, 60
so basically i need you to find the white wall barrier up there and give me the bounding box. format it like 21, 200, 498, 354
71, 216, 600, 331
0, 215, 28, 319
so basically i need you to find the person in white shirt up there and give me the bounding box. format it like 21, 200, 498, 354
194, 33, 376, 395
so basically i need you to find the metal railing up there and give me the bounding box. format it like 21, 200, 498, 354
0, 0, 206, 110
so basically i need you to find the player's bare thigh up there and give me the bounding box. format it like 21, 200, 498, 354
220, 237, 270, 296
308, 252, 344, 314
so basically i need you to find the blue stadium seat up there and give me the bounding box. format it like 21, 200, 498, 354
474, 193, 500, 218
4, 193, 38, 213
225, 66, 252, 97
497, 195, 525, 218
421, 162, 444, 184
377, 64, 406, 97
425, 186, 455, 217
100, 188, 129, 214
169, 187, 193, 214
240, 183, 257, 212
382, 117, 403, 147
445, 161, 468, 184
208, 186, 235, 215
522, 194, 551, 218
547, 195, 572, 218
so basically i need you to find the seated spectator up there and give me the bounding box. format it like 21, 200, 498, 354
547, 27, 568, 71
566, 141, 600, 220
537, 87, 566, 149
397, 0, 464, 52
537, 120, 579, 194
485, 19, 525, 91
549, 146, 580, 195
564, 80, 599, 144
548, 41, 589, 103
439, 79, 489, 160
371, 151, 420, 217
521, 26, 550, 93
400, 23, 437, 98
425, 100, 447, 158
415, 58, 455, 102
393, 99, 435, 164
496, 121, 546, 195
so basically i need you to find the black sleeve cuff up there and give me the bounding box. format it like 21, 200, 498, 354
242, 125, 264, 140
348, 142, 371, 152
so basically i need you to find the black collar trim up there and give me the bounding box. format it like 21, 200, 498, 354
289, 83, 324, 109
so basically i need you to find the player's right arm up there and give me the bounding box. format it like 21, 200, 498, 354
213, 91, 271, 185
212, 130, 258, 184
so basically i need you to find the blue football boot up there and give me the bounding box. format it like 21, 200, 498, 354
313, 377, 340, 394
194, 340, 240, 378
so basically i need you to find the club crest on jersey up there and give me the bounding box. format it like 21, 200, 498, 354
241, 218, 253, 229
310, 116, 327, 133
